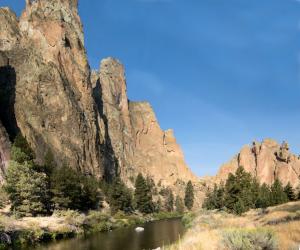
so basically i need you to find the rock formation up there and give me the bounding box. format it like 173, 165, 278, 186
215, 139, 300, 188
0, 0, 112, 179
93, 58, 198, 189
0, 1, 198, 194
0, 121, 10, 183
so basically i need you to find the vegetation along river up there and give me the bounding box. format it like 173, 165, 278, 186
33, 218, 184, 250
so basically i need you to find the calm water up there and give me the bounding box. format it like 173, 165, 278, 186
34, 218, 184, 250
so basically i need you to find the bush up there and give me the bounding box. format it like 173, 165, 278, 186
181, 212, 196, 228
222, 228, 278, 250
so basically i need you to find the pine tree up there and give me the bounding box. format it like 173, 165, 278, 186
4, 161, 48, 217
233, 198, 246, 215
202, 184, 220, 210
175, 196, 184, 214
256, 183, 271, 208
134, 173, 154, 214
50, 166, 102, 211
109, 178, 133, 214
11, 133, 35, 163
284, 182, 296, 201
165, 190, 174, 212
4, 135, 49, 217
270, 179, 288, 206
184, 180, 194, 210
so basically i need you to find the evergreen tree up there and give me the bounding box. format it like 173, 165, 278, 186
250, 178, 261, 208
11, 134, 35, 163
4, 161, 48, 217
224, 166, 254, 214
184, 180, 194, 210
284, 182, 296, 201
270, 179, 288, 206
202, 184, 219, 210
109, 178, 133, 214
256, 183, 271, 208
175, 196, 184, 214
4, 135, 49, 217
165, 190, 174, 212
134, 173, 154, 214
50, 166, 102, 211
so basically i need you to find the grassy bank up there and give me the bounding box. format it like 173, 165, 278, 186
0, 210, 182, 249
165, 201, 300, 250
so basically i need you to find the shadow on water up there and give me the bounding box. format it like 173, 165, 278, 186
34, 218, 184, 250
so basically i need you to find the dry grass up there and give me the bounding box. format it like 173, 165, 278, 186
166, 201, 300, 250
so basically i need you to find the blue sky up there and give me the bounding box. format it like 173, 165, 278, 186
3, 0, 300, 177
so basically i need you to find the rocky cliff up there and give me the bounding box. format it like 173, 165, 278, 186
93, 58, 198, 189
0, 1, 198, 192
215, 139, 300, 188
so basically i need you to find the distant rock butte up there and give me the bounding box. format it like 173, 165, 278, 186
215, 139, 300, 188
0, 1, 199, 197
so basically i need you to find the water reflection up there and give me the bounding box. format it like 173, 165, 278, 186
34, 218, 184, 250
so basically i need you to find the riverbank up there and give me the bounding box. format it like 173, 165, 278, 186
0, 210, 182, 249
166, 201, 300, 250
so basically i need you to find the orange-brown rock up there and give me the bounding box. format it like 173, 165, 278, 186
0, 1, 199, 195
0, 120, 10, 183
93, 58, 199, 191
0, 1, 113, 178
216, 139, 300, 188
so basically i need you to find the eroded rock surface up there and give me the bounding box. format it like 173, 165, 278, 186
93, 58, 199, 192
215, 139, 300, 188
0, 1, 198, 193
0, 1, 115, 178
0, 121, 10, 183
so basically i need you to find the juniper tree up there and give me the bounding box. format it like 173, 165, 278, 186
4, 161, 49, 217
175, 196, 184, 214
270, 179, 288, 206
256, 183, 271, 208
165, 189, 174, 212
184, 180, 194, 210
284, 182, 296, 201
4, 134, 49, 217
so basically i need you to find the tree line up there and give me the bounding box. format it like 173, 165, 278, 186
2, 134, 195, 217
203, 166, 299, 215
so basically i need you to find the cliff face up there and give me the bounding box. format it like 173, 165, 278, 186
0, 1, 198, 190
216, 139, 300, 188
0, 1, 114, 178
0, 120, 10, 183
93, 58, 198, 189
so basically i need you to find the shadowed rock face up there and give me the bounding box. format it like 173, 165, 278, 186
216, 139, 300, 188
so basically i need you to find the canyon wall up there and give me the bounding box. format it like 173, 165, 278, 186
0, 1, 198, 194
215, 139, 300, 188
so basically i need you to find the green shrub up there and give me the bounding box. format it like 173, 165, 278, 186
222, 228, 278, 250
182, 212, 196, 228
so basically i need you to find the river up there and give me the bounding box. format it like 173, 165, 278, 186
34, 218, 184, 250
